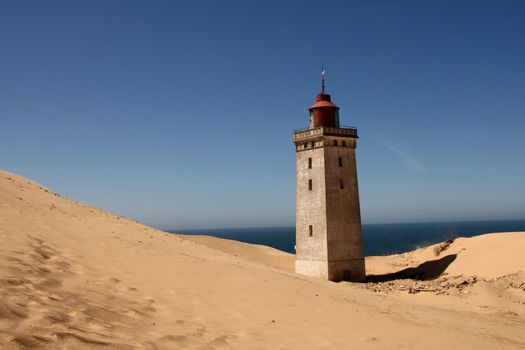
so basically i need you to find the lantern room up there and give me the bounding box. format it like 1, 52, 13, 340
308, 69, 340, 128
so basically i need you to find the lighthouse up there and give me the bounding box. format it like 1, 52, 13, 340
293, 70, 365, 282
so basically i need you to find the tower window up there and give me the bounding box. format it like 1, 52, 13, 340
308, 179, 312, 190
333, 140, 338, 146
308, 225, 313, 237
342, 141, 346, 147
338, 157, 343, 167
340, 178, 344, 189
308, 157, 312, 169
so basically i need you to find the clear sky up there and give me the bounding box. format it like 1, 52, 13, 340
1, 1, 524, 229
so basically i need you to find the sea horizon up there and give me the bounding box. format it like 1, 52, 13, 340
169, 218, 525, 256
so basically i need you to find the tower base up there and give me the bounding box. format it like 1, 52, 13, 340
296, 258, 365, 282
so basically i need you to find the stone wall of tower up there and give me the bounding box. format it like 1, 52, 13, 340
294, 134, 365, 282
323, 137, 365, 282
295, 145, 329, 278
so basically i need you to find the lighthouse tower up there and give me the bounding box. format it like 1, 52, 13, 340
293, 71, 365, 282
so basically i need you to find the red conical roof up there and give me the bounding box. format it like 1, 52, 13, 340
309, 93, 339, 110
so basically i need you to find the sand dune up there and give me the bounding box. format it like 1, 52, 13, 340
0, 170, 524, 349
366, 232, 525, 279
180, 235, 294, 272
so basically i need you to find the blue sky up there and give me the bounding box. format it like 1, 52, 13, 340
1, 1, 524, 229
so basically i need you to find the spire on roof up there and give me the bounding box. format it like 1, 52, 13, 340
321, 66, 325, 93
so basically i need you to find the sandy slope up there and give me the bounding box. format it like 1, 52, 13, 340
0, 170, 524, 349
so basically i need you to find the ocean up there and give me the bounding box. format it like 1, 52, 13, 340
170, 219, 525, 256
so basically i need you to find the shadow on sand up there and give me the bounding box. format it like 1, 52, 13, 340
365, 254, 457, 283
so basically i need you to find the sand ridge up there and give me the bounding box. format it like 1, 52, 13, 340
1, 170, 524, 349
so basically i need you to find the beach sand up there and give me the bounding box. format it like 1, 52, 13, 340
1, 170, 524, 349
